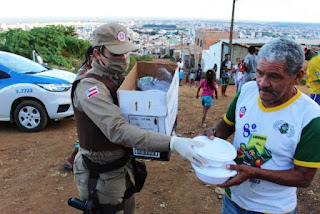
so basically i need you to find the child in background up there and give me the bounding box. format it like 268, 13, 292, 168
179, 67, 184, 86
177, 58, 184, 86
195, 64, 203, 87
185, 70, 190, 85
189, 65, 196, 86
232, 58, 243, 92
237, 59, 246, 90
196, 69, 218, 128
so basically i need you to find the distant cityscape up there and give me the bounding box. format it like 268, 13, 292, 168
2, 18, 320, 37
1, 17, 319, 51
1, 17, 320, 76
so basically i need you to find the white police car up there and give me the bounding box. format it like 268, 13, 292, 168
0, 51, 76, 132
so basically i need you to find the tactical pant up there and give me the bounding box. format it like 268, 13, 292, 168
74, 148, 136, 214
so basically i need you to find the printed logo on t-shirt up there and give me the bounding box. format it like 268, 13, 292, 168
243, 123, 257, 138
273, 120, 295, 138
239, 106, 246, 118
236, 134, 272, 168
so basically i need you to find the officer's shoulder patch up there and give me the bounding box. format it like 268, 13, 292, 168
86, 86, 99, 98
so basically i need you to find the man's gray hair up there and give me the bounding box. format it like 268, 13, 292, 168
258, 38, 304, 76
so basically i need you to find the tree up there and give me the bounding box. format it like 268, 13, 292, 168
0, 26, 90, 68
2, 28, 34, 58
30, 26, 66, 58
127, 54, 153, 75
64, 36, 91, 59
62, 26, 77, 37
128, 55, 137, 73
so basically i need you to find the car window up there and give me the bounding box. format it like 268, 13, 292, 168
0, 52, 48, 74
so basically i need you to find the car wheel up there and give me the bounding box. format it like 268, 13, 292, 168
14, 100, 48, 132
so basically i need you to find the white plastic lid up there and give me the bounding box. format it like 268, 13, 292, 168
193, 136, 236, 161
191, 161, 237, 178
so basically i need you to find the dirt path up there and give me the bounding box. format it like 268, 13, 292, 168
0, 84, 319, 214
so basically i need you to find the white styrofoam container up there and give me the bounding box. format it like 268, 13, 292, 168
117, 62, 178, 160
191, 162, 238, 184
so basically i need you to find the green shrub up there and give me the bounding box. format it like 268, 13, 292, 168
64, 36, 91, 59
139, 55, 153, 61
128, 55, 137, 73
126, 54, 153, 75
45, 55, 73, 67
0, 26, 89, 70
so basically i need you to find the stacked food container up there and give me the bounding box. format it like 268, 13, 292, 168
192, 136, 237, 184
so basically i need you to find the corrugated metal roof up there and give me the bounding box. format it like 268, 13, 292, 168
220, 39, 270, 46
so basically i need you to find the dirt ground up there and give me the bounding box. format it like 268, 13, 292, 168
0, 84, 319, 214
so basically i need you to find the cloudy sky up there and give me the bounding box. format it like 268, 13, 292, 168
2, 0, 320, 23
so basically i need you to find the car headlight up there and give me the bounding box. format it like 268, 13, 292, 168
37, 83, 72, 92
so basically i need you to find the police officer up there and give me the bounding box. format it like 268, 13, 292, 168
72, 23, 208, 214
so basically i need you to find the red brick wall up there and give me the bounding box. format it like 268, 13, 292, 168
195, 30, 238, 65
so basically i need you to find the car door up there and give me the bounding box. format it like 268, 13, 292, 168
0, 68, 12, 120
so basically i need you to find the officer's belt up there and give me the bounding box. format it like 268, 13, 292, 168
82, 154, 129, 213
82, 154, 129, 175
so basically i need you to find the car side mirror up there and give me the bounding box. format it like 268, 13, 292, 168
0, 70, 10, 79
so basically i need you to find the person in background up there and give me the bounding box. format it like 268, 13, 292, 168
196, 69, 218, 128
232, 58, 243, 92
305, 49, 320, 105
213, 64, 218, 74
195, 63, 203, 87
35, 50, 44, 64
189, 65, 196, 86
177, 58, 184, 86
221, 54, 232, 97
71, 23, 208, 214
77, 46, 95, 77
242, 46, 258, 86
212, 63, 219, 93
185, 68, 190, 85
202, 38, 320, 214
63, 46, 95, 171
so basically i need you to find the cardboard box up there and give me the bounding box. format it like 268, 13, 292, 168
118, 61, 178, 161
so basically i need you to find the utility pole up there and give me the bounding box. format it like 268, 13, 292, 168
168, 39, 170, 57
180, 32, 183, 60
229, 0, 236, 56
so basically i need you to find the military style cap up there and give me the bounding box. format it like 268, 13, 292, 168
92, 23, 139, 55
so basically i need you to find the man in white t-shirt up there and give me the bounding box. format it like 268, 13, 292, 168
202, 38, 320, 214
